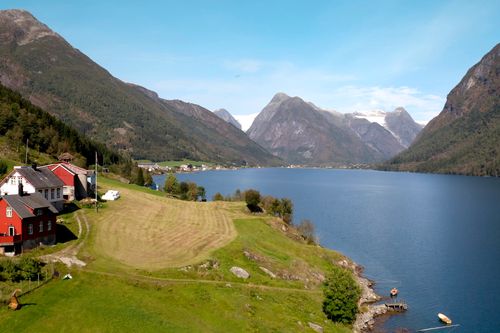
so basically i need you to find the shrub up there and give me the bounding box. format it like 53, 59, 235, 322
244, 189, 261, 212
322, 266, 361, 324
297, 219, 318, 244
213, 192, 224, 201
0, 159, 7, 176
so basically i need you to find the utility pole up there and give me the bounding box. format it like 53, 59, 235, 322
95, 151, 98, 213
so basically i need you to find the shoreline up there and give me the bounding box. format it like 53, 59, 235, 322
338, 259, 391, 333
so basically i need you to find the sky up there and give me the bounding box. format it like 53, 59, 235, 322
1, 1, 499, 128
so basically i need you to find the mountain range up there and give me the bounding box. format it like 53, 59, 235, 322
0, 9, 280, 166
384, 43, 500, 176
246, 93, 422, 165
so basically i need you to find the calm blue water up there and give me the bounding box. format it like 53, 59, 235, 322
153, 168, 500, 333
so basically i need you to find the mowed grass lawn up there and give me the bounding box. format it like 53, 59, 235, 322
0, 177, 352, 332
92, 178, 237, 270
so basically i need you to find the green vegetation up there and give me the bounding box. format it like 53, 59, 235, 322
323, 267, 361, 324
0, 29, 281, 165
0, 176, 356, 332
0, 257, 43, 282
383, 108, 500, 176
163, 173, 206, 201
157, 159, 214, 168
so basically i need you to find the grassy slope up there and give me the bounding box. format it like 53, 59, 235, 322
0, 178, 351, 332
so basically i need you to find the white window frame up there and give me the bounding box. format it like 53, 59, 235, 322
9, 177, 15, 185
39, 221, 44, 233
6, 207, 12, 218
57, 188, 61, 199
28, 224, 33, 235
51, 189, 55, 200
44, 189, 48, 199
47, 220, 52, 231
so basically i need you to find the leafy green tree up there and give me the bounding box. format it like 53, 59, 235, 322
279, 198, 293, 224
187, 182, 199, 201
213, 192, 224, 201
135, 168, 145, 186
244, 189, 261, 207
322, 267, 361, 324
164, 173, 178, 194
197, 186, 206, 201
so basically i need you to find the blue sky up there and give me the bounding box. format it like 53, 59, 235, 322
1, 1, 499, 126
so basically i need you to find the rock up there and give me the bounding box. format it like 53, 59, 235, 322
259, 266, 276, 278
308, 322, 323, 333
230, 266, 250, 279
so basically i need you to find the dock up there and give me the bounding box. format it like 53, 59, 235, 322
385, 300, 408, 311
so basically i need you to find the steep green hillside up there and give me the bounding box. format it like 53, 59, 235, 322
383, 44, 500, 176
0, 10, 281, 166
0, 83, 125, 169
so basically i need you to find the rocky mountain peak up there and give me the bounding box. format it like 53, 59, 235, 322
270, 92, 291, 104
213, 108, 242, 129
0, 9, 59, 45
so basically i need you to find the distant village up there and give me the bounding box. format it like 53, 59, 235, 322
0, 154, 95, 256
136, 162, 242, 174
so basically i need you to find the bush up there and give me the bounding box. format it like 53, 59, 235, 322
297, 219, 318, 244
322, 267, 361, 324
163, 173, 178, 194
0, 257, 43, 282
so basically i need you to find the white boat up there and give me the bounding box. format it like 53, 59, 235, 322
438, 313, 452, 325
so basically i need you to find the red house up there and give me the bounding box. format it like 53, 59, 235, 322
0, 189, 58, 256
43, 162, 92, 201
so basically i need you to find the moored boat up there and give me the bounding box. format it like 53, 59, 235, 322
438, 313, 452, 325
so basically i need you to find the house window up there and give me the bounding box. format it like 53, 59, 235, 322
36, 209, 43, 216
47, 220, 52, 231
39, 221, 44, 233
28, 224, 33, 235
17, 176, 23, 184
6, 207, 12, 217
57, 188, 61, 199
10, 177, 15, 185
44, 189, 48, 199
51, 189, 55, 200
38, 190, 43, 195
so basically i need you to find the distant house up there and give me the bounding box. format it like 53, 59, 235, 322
0, 190, 58, 255
43, 162, 93, 201
0, 165, 65, 212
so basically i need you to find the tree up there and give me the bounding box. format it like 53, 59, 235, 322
244, 189, 262, 212
164, 173, 178, 194
279, 198, 293, 224
144, 170, 153, 187
197, 186, 206, 201
187, 182, 199, 201
213, 192, 224, 201
297, 219, 317, 244
135, 167, 145, 186
322, 267, 361, 324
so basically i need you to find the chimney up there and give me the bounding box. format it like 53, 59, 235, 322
18, 182, 24, 196
32, 163, 38, 171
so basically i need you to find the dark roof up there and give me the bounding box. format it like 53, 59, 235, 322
15, 166, 64, 188
2, 192, 58, 219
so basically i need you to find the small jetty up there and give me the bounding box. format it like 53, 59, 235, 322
385, 300, 408, 311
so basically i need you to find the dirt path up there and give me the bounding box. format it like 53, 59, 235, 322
40, 212, 89, 267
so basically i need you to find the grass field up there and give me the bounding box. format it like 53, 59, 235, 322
93, 179, 237, 269
0, 177, 352, 332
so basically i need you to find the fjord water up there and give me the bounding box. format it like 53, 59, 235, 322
154, 169, 500, 332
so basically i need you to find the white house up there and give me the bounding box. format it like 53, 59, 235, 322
0, 165, 65, 212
